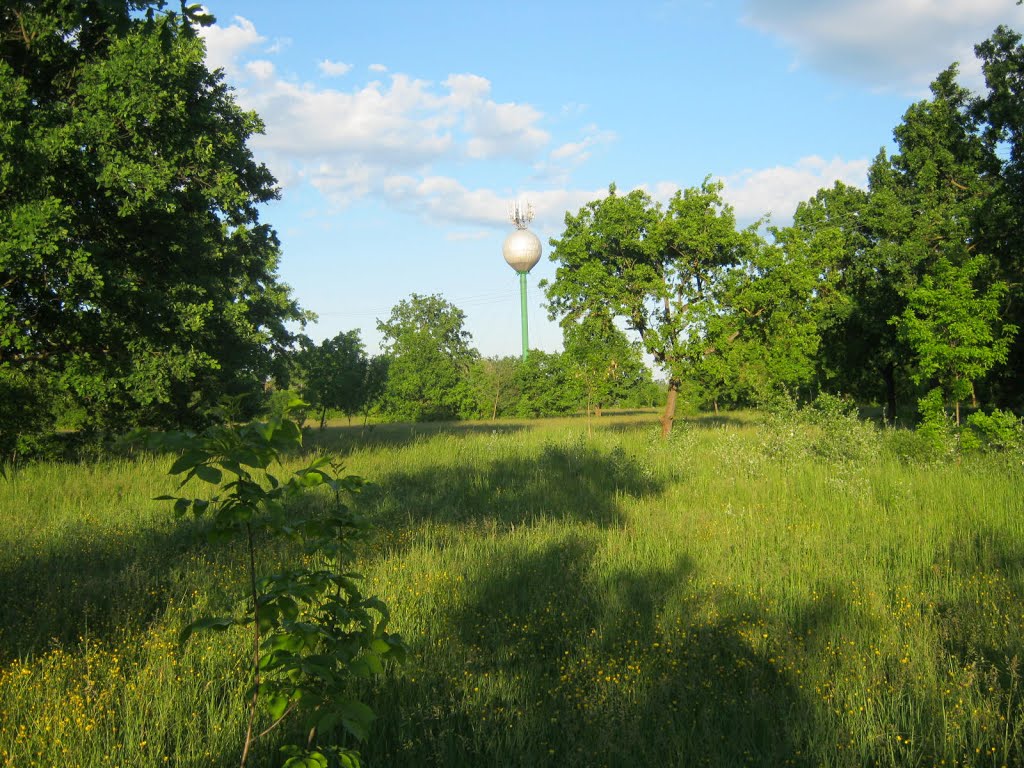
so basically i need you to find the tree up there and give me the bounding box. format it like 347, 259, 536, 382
376, 293, 478, 421
562, 316, 647, 417
294, 331, 369, 429
894, 254, 1016, 424
467, 355, 520, 420
358, 354, 390, 428
510, 350, 580, 418
973, 26, 1024, 406
544, 180, 753, 437
0, 2, 303, 440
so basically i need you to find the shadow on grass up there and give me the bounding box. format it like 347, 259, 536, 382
365, 439, 662, 535
361, 537, 825, 768
306, 420, 530, 454
0, 516, 224, 661
931, 527, 1024, 675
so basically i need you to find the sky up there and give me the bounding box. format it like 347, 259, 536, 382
197, 0, 1024, 359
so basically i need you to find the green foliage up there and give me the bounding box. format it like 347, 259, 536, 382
562, 317, 648, 416
155, 396, 405, 767
894, 255, 1016, 422
961, 408, 1024, 458
294, 332, 372, 428
0, 2, 304, 437
0, 366, 54, 466
914, 387, 959, 461
759, 392, 880, 464
545, 179, 755, 434
377, 294, 478, 421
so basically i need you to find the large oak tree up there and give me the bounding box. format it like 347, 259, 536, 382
0, 1, 303, 449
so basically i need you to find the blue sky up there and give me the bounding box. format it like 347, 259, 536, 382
198, 0, 1024, 358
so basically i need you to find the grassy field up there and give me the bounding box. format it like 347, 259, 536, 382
1, 410, 1023, 767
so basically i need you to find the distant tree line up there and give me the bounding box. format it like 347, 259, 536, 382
544, 28, 1024, 435
278, 293, 663, 429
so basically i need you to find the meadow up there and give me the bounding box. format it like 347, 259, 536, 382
1, 410, 1023, 767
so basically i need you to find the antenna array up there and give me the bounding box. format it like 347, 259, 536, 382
507, 201, 535, 230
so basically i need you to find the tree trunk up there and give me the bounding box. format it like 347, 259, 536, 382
660, 379, 679, 438
319, 407, 327, 431
713, 399, 719, 416
595, 403, 603, 417
883, 363, 897, 426
491, 387, 500, 420
955, 399, 961, 426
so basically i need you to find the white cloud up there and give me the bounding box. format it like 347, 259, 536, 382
245, 59, 275, 80
549, 128, 616, 164
265, 37, 291, 55
199, 15, 264, 76
197, 16, 613, 233
718, 155, 869, 224
742, 0, 1024, 92
442, 75, 550, 160
318, 59, 352, 77
381, 174, 606, 231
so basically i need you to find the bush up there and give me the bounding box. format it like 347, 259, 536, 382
961, 408, 1024, 456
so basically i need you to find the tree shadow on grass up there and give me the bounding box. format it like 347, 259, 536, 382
306, 420, 530, 454
930, 527, 1024, 677
0, 515, 227, 661
364, 439, 662, 536
360, 536, 829, 768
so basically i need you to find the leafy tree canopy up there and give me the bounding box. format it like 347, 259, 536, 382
0, 1, 304, 444
376, 293, 478, 422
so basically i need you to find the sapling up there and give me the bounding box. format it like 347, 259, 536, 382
155, 395, 406, 768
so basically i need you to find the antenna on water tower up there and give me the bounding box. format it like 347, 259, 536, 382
502, 200, 542, 360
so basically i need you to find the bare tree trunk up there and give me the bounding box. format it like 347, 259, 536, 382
660, 379, 678, 438
713, 399, 719, 416
492, 387, 500, 420
955, 399, 961, 426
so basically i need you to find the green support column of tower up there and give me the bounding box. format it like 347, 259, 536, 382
502, 202, 542, 361
519, 271, 529, 360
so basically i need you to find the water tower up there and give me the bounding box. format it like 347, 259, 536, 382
502, 202, 542, 360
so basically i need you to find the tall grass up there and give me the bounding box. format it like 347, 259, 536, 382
1, 411, 1022, 767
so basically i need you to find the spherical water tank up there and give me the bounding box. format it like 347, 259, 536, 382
502, 228, 542, 273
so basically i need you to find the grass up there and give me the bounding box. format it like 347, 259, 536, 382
1, 410, 1023, 767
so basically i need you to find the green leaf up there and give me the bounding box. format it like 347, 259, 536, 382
340, 699, 376, 741
169, 450, 207, 476
264, 693, 289, 720
193, 463, 222, 485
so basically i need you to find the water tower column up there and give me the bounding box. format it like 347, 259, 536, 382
519, 271, 529, 359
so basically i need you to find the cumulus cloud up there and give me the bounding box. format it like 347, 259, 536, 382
718, 155, 869, 224
200, 15, 264, 76
197, 16, 608, 232
380, 175, 606, 231
318, 59, 352, 77
742, 0, 1024, 92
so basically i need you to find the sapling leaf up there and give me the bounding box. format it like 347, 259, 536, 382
193, 463, 222, 485
169, 450, 207, 475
